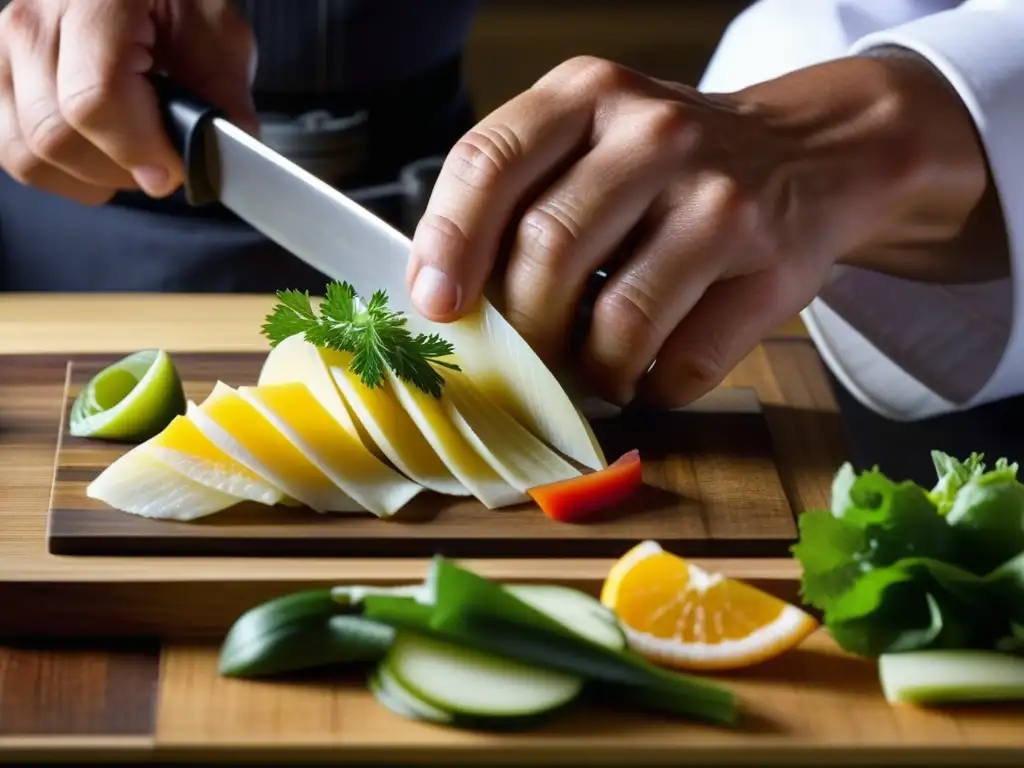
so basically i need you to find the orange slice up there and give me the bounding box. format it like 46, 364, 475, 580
600, 540, 817, 671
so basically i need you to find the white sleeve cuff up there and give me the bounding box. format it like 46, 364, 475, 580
806, 2, 1024, 421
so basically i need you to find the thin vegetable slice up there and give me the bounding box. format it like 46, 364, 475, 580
370, 667, 454, 724
403, 298, 609, 471
189, 383, 362, 513
325, 346, 469, 497
504, 584, 625, 651
383, 631, 583, 721
528, 449, 643, 523
443, 369, 582, 493
879, 650, 1024, 705
146, 415, 286, 505
238, 383, 423, 517
69, 349, 186, 441
385, 369, 525, 509
86, 443, 240, 521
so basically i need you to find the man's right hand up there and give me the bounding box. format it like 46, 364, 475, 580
0, 0, 257, 205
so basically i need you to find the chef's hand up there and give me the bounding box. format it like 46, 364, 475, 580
0, 0, 256, 205
407, 54, 991, 408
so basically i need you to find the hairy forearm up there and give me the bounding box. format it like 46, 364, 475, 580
733, 50, 1009, 284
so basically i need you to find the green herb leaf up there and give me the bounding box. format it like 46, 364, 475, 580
260, 281, 460, 397
260, 289, 320, 347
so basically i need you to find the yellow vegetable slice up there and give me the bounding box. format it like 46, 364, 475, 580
442, 369, 581, 492
87, 444, 241, 521
189, 382, 362, 514
386, 370, 525, 509
238, 383, 423, 517
324, 346, 468, 497
146, 415, 285, 506
257, 333, 384, 460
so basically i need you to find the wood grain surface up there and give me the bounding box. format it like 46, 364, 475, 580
2, 295, 1022, 763
0, 335, 821, 640
50, 355, 798, 558
3, 631, 1022, 765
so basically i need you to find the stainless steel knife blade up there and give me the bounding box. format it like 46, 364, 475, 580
201, 118, 415, 312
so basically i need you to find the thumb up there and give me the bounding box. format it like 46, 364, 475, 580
160, 0, 259, 136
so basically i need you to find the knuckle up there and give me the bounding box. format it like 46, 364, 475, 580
0, 1, 40, 40
679, 339, 730, 389
414, 212, 469, 257
570, 56, 631, 94
445, 124, 521, 190
515, 200, 582, 278
593, 280, 663, 353
640, 100, 698, 147
542, 56, 630, 95
695, 173, 757, 233
23, 108, 74, 160
58, 81, 113, 130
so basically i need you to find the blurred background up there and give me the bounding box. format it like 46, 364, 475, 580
465, 0, 749, 114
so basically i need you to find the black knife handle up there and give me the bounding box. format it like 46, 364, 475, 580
147, 72, 222, 206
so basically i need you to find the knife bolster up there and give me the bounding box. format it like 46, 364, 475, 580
148, 72, 223, 207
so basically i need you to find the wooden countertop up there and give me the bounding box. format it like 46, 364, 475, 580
1, 295, 1019, 765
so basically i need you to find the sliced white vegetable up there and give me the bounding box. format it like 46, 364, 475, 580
146, 445, 284, 506
385, 369, 525, 509
879, 650, 1024, 705
323, 345, 469, 497
402, 300, 608, 472
384, 631, 583, 719
87, 444, 240, 521
144, 414, 285, 506
188, 383, 362, 514
237, 383, 423, 517
504, 584, 626, 651
443, 370, 581, 493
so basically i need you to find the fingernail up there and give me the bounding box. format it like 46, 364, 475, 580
411, 266, 461, 317
132, 165, 170, 196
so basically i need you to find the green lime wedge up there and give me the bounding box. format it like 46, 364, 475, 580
69, 349, 186, 442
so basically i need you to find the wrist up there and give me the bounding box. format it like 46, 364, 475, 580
732, 52, 992, 280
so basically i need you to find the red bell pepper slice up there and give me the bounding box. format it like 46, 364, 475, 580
528, 449, 642, 524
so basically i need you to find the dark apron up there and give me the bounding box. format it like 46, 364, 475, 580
832, 373, 1021, 486
0, 0, 479, 294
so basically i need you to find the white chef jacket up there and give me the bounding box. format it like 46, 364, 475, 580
699, 0, 1024, 421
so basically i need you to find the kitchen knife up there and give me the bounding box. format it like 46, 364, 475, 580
148, 73, 620, 460
148, 72, 605, 343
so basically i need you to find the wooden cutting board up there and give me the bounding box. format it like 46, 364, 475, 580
48, 353, 799, 558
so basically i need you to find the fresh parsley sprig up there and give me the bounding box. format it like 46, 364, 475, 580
261, 281, 460, 397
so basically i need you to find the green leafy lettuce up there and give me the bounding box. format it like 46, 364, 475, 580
792, 451, 1024, 658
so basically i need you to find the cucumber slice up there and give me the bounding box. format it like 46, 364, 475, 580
879, 650, 1024, 704
384, 631, 583, 721
369, 666, 453, 725
504, 584, 625, 651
